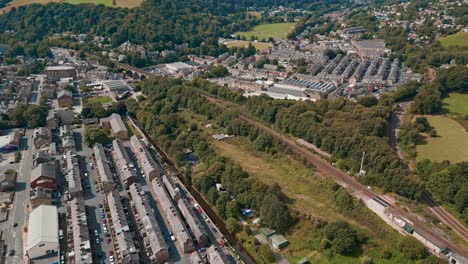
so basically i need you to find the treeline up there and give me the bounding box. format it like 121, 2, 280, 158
6, 104, 47, 128
398, 117, 435, 158
81, 101, 127, 119
0, 1, 253, 51
417, 160, 468, 223
131, 77, 293, 232
243, 96, 424, 199
411, 66, 468, 115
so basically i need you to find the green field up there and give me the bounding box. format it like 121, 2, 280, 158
438, 32, 468, 48
235, 23, 295, 40
226, 41, 272, 51
443, 93, 468, 114
85, 95, 113, 104
416, 115, 468, 163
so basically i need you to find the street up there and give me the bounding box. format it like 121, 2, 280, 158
2, 130, 33, 264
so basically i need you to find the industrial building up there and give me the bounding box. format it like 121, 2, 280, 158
45, 65, 76, 82
103, 80, 130, 95
269, 78, 336, 101
26, 205, 59, 259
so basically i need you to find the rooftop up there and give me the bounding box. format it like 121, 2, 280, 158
26, 205, 59, 250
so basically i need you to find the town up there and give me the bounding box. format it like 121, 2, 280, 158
0, 49, 236, 263
0, 0, 466, 263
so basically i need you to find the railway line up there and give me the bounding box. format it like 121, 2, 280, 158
238, 114, 468, 259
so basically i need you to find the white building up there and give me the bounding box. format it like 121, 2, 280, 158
26, 205, 59, 259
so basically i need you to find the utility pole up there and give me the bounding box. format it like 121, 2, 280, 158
358, 152, 366, 176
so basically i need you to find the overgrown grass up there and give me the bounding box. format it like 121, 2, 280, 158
416, 115, 468, 163
234, 23, 295, 40
211, 137, 413, 263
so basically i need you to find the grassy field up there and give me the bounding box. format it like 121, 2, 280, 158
211, 137, 410, 263
246, 11, 262, 18
438, 32, 468, 48
226, 41, 272, 51
85, 95, 113, 104
416, 115, 468, 163
234, 23, 295, 40
1, 0, 141, 11
443, 93, 468, 114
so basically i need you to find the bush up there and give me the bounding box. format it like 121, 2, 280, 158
323, 221, 359, 255
14, 151, 21, 163
397, 236, 428, 260
257, 244, 275, 263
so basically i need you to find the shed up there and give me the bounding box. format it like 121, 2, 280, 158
297, 258, 310, 264
261, 228, 276, 238
271, 234, 289, 250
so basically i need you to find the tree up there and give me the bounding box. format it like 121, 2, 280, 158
225, 200, 239, 218
357, 96, 378, 107
225, 217, 240, 233
24, 105, 47, 128
260, 193, 292, 233
324, 221, 359, 255
397, 236, 428, 260
205, 65, 229, 78
84, 127, 110, 147
8, 104, 27, 127
258, 244, 275, 262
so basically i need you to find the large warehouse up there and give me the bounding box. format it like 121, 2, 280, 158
26, 205, 59, 259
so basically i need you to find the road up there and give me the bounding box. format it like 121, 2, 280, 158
74, 128, 115, 264
4, 130, 33, 264
238, 114, 468, 258
126, 116, 241, 263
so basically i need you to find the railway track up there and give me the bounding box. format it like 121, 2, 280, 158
238, 114, 468, 258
